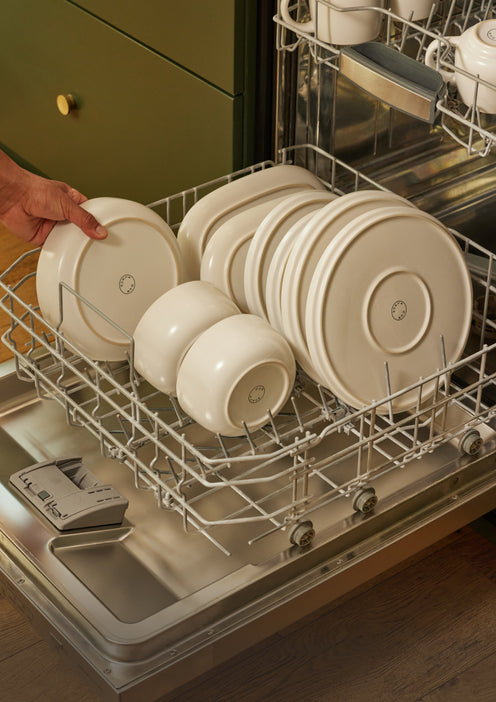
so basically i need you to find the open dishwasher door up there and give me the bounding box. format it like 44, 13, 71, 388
1, 1, 496, 699
0, 350, 495, 700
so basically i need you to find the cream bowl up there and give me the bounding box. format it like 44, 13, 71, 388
176, 314, 296, 437
36, 197, 185, 361
133, 281, 240, 396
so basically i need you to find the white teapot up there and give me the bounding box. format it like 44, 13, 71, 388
425, 19, 496, 114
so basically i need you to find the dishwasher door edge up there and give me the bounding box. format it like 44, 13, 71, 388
1, 444, 495, 701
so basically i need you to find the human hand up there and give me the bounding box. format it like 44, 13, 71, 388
0, 152, 108, 245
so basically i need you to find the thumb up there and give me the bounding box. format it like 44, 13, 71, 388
63, 198, 108, 240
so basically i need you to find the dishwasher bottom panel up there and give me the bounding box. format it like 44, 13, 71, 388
0, 363, 495, 701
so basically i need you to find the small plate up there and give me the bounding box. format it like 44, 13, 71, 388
281, 190, 415, 372
37, 197, 185, 361
177, 164, 324, 279
244, 189, 336, 319
200, 196, 292, 311
305, 206, 473, 413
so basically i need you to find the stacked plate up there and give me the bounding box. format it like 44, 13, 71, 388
300, 201, 472, 412
177, 164, 326, 282
180, 173, 472, 415
272, 191, 472, 413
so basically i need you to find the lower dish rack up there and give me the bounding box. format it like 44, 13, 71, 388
1, 144, 495, 555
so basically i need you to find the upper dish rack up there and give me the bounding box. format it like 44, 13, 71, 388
1, 144, 495, 555
275, 0, 496, 156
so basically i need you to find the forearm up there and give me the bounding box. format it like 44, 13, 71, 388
0, 149, 106, 244
0, 151, 29, 217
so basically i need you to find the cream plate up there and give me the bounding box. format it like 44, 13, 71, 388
266, 212, 315, 334
177, 164, 325, 279
200, 196, 292, 312
37, 197, 185, 361
265, 211, 328, 385
244, 189, 337, 319
281, 190, 415, 372
305, 206, 473, 413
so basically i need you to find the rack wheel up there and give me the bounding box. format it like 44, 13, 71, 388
459, 429, 483, 456
289, 521, 315, 547
352, 486, 378, 514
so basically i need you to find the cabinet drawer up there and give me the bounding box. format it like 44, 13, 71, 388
0, 0, 241, 203
69, 0, 252, 95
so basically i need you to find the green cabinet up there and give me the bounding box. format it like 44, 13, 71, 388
0, 0, 259, 203
68, 0, 248, 94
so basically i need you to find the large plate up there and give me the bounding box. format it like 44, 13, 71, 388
36, 197, 185, 361
280, 190, 415, 372
305, 206, 473, 413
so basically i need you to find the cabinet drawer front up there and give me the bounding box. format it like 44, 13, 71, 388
70, 0, 249, 95
0, 0, 240, 203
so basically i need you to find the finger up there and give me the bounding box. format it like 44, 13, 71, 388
62, 197, 108, 239
54, 181, 88, 206
67, 186, 88, 205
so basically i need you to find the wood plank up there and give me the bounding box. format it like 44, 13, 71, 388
0, 591, 99, 702
0, 221, 38, 363
420, 651, 496, 701
0, 637, 100, 702
0, 594, 41, 662
168, 528, 496, 702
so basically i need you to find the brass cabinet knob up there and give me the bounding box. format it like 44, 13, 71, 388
56, 94, 77, 116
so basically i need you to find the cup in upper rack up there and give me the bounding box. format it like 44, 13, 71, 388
279, 0, 385, 46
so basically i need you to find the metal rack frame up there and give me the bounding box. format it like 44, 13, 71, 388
275, 0, 496, 155
1, 144, 495, 554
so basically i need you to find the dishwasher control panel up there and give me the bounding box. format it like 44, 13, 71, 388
9, 456, 128, 530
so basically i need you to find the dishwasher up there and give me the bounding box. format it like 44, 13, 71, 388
1, 1, 496, 700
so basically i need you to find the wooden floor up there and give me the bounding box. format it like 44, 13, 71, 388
1, 525, 496, 701
1, 226, 496, 700
0, 223, 37, 364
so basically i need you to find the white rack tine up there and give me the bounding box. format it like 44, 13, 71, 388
483, 0, 493, 19
366, 406, 376, 473
242, 421, 257, 454
429, 373, 441, 442
216, 433, 231, 460
291, 395, 305, 433
476, 345, 488, 415
267, 409, 281, 444
384, 361, 394, 423
317, 383, 332, 421
357, 412, 365, 478
169, 395, 186, 425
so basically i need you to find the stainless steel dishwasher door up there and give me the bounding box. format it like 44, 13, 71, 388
1, 355, 496, 700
